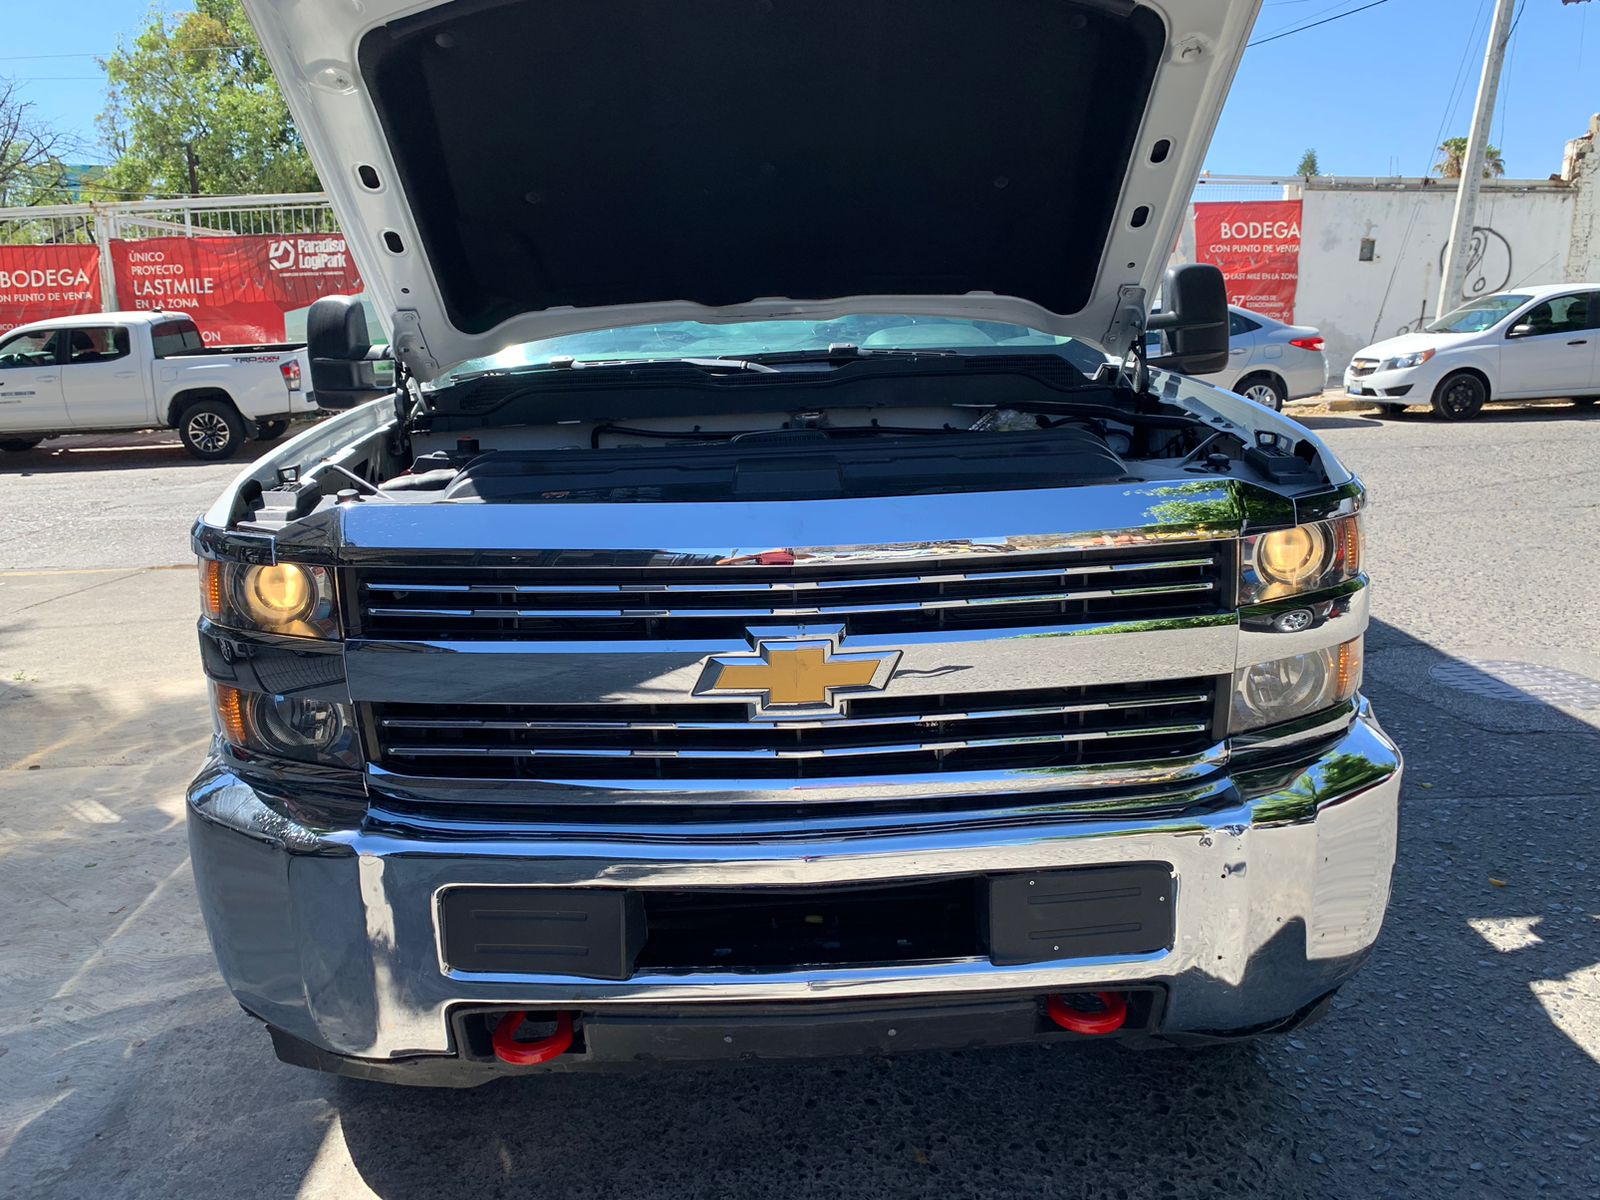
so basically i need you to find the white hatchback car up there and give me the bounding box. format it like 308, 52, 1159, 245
1346, 284, 1600, 420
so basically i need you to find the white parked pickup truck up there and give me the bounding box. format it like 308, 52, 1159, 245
0, 311, 318, 460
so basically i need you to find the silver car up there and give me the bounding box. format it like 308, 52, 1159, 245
1153, 307, 1328, 409
1205, 308, 1328, 409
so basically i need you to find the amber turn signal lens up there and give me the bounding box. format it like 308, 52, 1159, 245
1335, 637, 1363, 701
213, 684, 248, 746
1339, 514, 1361, 575
200, 559, 223, 620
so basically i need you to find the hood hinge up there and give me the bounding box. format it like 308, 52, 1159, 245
390, 309, 442, 376
1102, 284, 1148, 360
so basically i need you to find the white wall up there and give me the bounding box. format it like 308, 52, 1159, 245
1295, 183, 1575, 370
1564, 115, 1600, 283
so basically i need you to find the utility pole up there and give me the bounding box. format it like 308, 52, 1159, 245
1438, 0, 1516, 318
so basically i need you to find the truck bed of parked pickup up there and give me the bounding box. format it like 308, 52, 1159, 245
0, 310, 317, 460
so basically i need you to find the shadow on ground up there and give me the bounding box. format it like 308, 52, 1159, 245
4, 621, 1597, 1200
1324, 399, 1600, 426
328, 620, 1600, 1200
1294, 415, 1385, 431
0, 428, 291, 475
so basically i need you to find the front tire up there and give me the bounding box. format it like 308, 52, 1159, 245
0, 437, 43, 453
179, 400, 246, 460
1237, 374, 1286, 411
1430, 371, 1487, 421
255, 419, 290, 441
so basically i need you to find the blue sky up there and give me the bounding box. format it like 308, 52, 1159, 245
4, 0, 1597, 180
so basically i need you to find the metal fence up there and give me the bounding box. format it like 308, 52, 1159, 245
1190, 175, 1302, 205
0, 193, 340, 314
0, 192, 337, 246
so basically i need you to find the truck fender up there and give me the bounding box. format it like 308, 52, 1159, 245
168, 388, 253, 436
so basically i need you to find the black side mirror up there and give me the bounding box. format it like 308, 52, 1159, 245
307, 295, 388, 410
1147, 264, 1230, 375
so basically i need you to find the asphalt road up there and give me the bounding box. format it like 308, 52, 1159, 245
2, 404, 1598, 1199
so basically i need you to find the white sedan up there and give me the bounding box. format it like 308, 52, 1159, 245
1346, 284, 1600, 420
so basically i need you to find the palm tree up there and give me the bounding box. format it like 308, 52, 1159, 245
1435, 137, 1507, 179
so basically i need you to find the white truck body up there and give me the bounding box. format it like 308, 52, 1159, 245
0, 311, 318, 459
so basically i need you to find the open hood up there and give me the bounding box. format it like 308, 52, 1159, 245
242, 0, 1262, 381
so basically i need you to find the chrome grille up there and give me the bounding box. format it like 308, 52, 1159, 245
1349, 359, 1378, 378
352, 544, 1227, 641
368, 677, 1220, 783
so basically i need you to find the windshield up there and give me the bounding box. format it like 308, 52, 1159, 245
435, 316, 1110, 385
1426, 294, 1531, 334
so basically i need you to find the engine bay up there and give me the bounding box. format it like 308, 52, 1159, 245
226, 351, 1333, 532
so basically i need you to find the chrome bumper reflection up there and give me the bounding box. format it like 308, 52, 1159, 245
188, 704, 1401, 1061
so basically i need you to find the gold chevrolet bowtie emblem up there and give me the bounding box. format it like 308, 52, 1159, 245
694, 629, 901, 719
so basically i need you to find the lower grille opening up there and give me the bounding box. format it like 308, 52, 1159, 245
636, 879, 981, 970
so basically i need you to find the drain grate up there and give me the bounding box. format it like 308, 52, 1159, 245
1430, 659, 1600, 708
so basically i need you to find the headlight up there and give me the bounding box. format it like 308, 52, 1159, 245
1240, 515, 1361, 603
1379, 348, 1435, 371
199, 559, 338, 638
211, 683, 361, 767
1231, 638, 1363, 734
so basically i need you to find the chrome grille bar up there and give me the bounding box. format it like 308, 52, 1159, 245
361, 556, 1216, 597
366, 581, 1214, 621
367, 676, 1222, 789
384, 722, 1211, 761
377, 691, 1212, 733
350, 540, 1229, 641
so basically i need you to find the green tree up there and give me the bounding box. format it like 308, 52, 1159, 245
0, 79, 76, 210
97, 0, 318, 198
1295, 148, 1320, 177
1433, 136, 1506, 180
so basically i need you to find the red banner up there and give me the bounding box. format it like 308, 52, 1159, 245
1193, 200, 1302, 323
0, 244, 103, 336
110, 235, 363, 345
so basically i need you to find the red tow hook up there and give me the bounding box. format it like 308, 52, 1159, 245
492, 1011, 575, 1065
1046, 991, 1129, 1035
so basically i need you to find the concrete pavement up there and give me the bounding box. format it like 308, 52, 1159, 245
2, 411, 1599, 1199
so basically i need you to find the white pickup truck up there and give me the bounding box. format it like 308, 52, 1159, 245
0, 311, 318, 460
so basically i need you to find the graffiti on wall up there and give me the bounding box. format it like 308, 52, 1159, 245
1391, 225, 1515, 334
1440, 225, 1514, 300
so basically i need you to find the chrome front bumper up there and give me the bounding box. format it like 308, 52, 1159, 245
187, 704, 1401, 1064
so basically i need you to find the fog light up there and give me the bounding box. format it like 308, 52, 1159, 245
252, 694, 346, 754
1232, 638, 1363, 733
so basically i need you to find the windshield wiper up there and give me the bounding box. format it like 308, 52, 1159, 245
724, 344, 967, 366
589, 421, 968, 448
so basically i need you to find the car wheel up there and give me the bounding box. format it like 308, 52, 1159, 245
0, 437, 44, 453
255, 419, 290, 441
179, 400, 246, 460
1237, 374, 1286, 411
1430, 372, 1487, 421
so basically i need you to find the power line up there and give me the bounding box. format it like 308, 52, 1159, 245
1247, 0, 1390, 47
0, 45, 250, 62
1429, 0, 1492, 172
